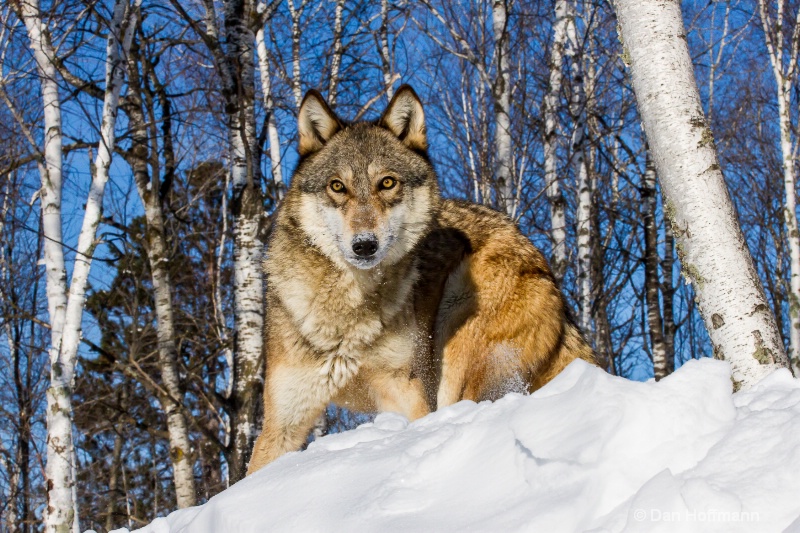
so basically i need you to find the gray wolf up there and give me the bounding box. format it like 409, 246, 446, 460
247, 85, 596, 474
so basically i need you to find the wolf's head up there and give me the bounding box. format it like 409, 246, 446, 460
287, 85, 440, 271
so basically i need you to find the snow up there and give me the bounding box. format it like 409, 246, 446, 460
109, 359, 800, 533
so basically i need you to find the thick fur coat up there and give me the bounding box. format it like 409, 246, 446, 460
248, 86, 596, 474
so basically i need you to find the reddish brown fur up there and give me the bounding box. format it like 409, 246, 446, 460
247, 87, 596, 475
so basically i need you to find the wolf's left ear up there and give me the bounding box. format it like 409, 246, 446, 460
380, 85, 427, 152
298, 90, 342, 157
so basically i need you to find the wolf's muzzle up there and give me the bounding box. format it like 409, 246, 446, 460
352, 233, 379, 258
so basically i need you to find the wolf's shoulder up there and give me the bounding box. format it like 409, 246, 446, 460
436, 199, 519, 244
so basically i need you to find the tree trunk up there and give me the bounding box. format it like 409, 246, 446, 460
380, 0, 395, 99
223, 0, 266, 483
13, 0, 135, 529
614, 0, 790, 389
758, 0, 800, 375
642, 152, 668, 380
543, 0, 569, 282
143, 198, 198, 508
287, 0, 305, 109
104, 394, 125, 532
491, 0, 513, 216
662, 216, 676, 374
327, 0, 345, 107
125, 39, 197, 508
255, 20, 284, 197
566, 6, 592, 332
7, 323, 20, 533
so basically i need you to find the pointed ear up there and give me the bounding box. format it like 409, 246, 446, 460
298, 90, 342, 157
380, 85, 427, 151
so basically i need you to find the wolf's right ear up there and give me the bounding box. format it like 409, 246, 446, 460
298, 90, 342, 157
380, 85, 427, 152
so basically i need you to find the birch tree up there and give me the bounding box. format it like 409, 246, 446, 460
123, 32, 197, 508
218, 0, 265, 484
420, 0, 517, 215
169, 0, 267, 482
491, 0, 513, 215
380, 0, 395, 99
565, 2, 593, 332
614, 0, 791, 389
256, 1, 284, 197
287, 0, 308, 109
543, 0, 570, 281
757, 0, 800, 376
327, 0, 345, 107
642, 152, 669, 379
8, 0, 137, 529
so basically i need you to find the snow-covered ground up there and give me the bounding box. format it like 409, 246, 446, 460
111, 359, 800, 533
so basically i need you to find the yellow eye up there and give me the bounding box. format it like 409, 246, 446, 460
380, 177, 397, 190
330, 180, 345, 193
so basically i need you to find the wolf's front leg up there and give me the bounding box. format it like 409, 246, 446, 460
247, 360, 333, 475
367, 369, 430, 421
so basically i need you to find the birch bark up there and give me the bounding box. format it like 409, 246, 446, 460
758, 0, 800, 376
642, 152, 668, 380
125, 36, 197, 508
12, 0, 137, 529
222, 0, 266, 483
380, 0, 395, 99
256, 2, 284, 197
543, 0, 569, 282
287, 0, 306, 109
491, 0, 513, 216
565, 5, 592, 332
614, 0, 791, 389
327, 0, 345, 107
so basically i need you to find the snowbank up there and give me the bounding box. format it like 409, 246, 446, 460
112, 359, 800, 533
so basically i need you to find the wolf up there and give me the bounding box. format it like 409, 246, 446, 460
247, 85, 596, 474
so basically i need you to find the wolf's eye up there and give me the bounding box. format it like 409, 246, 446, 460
380, 177, 397, 190
330, 180, 346, 193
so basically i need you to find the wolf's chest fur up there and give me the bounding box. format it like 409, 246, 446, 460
268, 248, 421, 370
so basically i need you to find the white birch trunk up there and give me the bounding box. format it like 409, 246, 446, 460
461, 85, 480, 204
566, 7, 592, 332
59, 0, 135, 409
287, 0, 305, 110
614, 0, 791, 389
543, 0, 569, 281
125, 31, 197, 507
255, 11, 284, 196
380, 0, 395, 99
758, 0, 800, 376
222, 0, 265, 482
327, 0, 345, 107
14, 0, 136, 530
17, 1, 131, 531
778, 83, 800, 375
143, 196, 198, 508
643, 152, 668, 379
575, 148, 592, 332
492, 0, 513, 216
230, 202, 264, 479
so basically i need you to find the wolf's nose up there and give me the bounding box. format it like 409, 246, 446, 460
352, 234, 379, 257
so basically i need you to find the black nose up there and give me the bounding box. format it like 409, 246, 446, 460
352, 235, 379, 257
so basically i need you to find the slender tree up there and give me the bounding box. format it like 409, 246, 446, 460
641, 152, 669, 379
543, 0, 570, 281
8, 1, 137, 529
614, 0, 791, 389
757, 0, 800, 376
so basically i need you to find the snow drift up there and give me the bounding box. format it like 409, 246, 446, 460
110, 359, 800, 533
